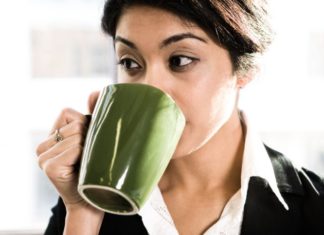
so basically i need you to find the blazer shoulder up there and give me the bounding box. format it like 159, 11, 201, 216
242, 145, 324, 235
300, 167, 324, 194
265, 144, 324, 196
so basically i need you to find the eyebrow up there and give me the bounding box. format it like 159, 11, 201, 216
160, 33, 207, 48
114, 33, 207, 50
114, 36, 138, 50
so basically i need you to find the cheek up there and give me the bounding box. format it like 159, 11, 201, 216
170, 94, 214, 157
116, 70, 125, 83
172, 81, 238, 158
209, 84, 238, 120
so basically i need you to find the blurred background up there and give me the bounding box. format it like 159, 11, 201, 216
0, 0, 323, 234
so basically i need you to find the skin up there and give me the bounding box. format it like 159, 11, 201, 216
37, 5, 252, 235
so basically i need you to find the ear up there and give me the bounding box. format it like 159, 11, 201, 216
236, 70, 256, 89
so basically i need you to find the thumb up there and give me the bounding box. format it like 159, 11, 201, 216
87, 91, 100, 114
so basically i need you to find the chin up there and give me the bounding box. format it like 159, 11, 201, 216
170, 125, 215, 160
170, 137, 200, 160
170, 122, 208, 159
170, 149, 186, 159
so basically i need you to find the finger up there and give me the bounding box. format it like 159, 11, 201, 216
38, 134, 84, 170
88, 91, 100, 114
42, 145, 83, 182
36, 119, 87, 156
50, 108, 88, 135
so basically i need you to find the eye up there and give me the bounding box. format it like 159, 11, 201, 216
169, 55, 198, 71
117, 58, 141, 70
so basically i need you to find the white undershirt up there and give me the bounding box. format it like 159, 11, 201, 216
138, 113, 289, 235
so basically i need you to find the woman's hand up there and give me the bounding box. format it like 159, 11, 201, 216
36, 91, 104, 234
36, 107, 89, 206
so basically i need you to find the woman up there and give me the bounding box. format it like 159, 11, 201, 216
36, 0, 324, 235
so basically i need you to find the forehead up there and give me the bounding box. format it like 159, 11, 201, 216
116, 5, 206, 38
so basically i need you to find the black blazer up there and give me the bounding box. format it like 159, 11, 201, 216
44, 146, 324, 235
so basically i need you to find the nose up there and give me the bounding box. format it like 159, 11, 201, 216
141, 64, 172, 95
139, 63, 182, 116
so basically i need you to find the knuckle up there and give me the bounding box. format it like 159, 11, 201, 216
43, 157, 74, 182
37, 154, 45, 169
75, 144, 84, 155
40, 143, 84, 180
43, 159, 64, 180
35, 144, 44, 156
36, 138, 51, 156
70, 145, 84, 159
43, 159, 55, 177
76, 135, 84, 145
60, 107, 73, 118
70, 130, 86, 145
73, 121, 85, 134
69, 144, 83, 156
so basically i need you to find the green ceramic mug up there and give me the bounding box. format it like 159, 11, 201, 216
78, 83, 185, 215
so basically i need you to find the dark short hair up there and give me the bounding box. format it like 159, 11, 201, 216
101, 0, 273, 75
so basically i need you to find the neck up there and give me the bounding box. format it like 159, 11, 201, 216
159, 110, 245, 194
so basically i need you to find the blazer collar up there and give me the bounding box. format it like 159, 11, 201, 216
240, 112, 289, 210
240, 147, 316, 235
265, 145, 304, 196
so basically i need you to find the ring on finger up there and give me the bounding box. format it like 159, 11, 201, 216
54, 129, 64, 143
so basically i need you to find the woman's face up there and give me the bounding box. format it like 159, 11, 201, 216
115, 5, 241, 159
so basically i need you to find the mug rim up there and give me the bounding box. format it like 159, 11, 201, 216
78, 184, 139, 215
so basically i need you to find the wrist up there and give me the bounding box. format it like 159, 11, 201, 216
64, 202, 104, 235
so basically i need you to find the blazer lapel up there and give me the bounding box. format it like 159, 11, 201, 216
240, 176, 304, 235
240, 146, 305, 235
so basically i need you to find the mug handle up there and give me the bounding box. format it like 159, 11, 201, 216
85, 114, 92, 127
75, 114, 92, 171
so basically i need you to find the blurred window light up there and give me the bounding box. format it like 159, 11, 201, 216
308, 32, 324, 78
31, 29, 114, 78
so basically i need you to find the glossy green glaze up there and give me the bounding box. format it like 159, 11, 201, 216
78, 83, 185, 215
